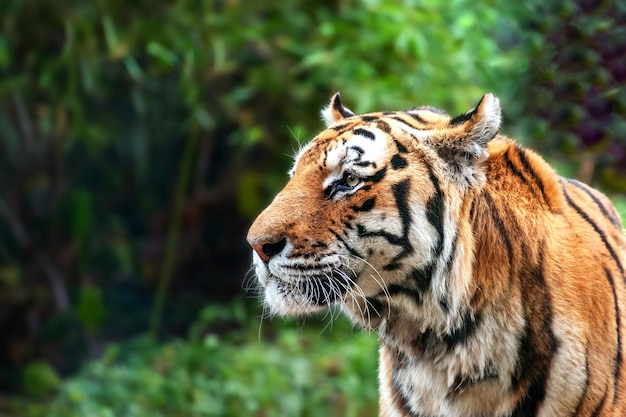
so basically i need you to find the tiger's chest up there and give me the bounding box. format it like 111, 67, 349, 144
377, 315, 522, 417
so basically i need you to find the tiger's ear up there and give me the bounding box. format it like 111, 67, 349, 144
431, 94, 501, 185
321, 93, 355, 126
447, 93, 502, 161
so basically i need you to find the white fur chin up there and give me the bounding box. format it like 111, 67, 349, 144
263, 279, 325, 316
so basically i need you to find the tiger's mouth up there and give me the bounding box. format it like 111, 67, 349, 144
267, 271, 355, 306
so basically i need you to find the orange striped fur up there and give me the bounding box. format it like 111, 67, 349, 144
247, 93, 626, 416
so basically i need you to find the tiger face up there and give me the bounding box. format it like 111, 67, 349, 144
247, 93, 501, 329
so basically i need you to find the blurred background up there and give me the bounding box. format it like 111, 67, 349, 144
0, 0, 624, 415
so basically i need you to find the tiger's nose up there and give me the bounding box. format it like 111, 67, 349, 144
248, 235, 287, 263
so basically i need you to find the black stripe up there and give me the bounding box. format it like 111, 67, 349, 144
385, 283, 424, 305
333, 95, 355, 118
426, 168, 445, 257
329, 123, 351, 132
365, 166, 387, 183
382, 262, 403, 271
443, 311, 480, 349
348, 145, 365, 156
376, 120, 392, 133
512, 246, 559, 416
356, 224, 405, 247
449, 95, 484, 126
469, 198, 477, 222
511, 373, 549, 417
504, 147, 533, 189
450, 110, 476, 126
408, 263, 434, 293
330, 229, 364, 259
352, 128, 376, 140
391, 154, 407, 170
359, 115, 377, 122
605, 267, 623, 405
394, 139, 408, 153
562, 182, 624, 275
565, 178, 622, 229
357, 179, 413, 271
395, 179, 413, 233
449, 110, 475, 126
515, 146, 551, 208
365, 296, 383, 315
591, 388, 608, 417
390, 115, 431, 131
352, 197, 376, 212
403, 111, 427, 124
389, 179, 414, 268
483, 193, 514, 272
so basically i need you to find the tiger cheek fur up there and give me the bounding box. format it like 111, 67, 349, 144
247, 93, 626, 417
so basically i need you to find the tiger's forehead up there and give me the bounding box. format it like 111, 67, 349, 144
325, 125, 390, 170
291, 108, 451, 176
292, 121, 389, 176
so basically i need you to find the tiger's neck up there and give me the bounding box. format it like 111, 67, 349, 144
375, 139, 563, 416
375, 138, 559, 349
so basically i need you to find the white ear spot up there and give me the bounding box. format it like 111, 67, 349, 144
321, 93, 355, 127
321, 104, 336, 127
469, 93, 501, 146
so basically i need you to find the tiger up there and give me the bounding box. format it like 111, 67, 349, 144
246, 92, 626, 417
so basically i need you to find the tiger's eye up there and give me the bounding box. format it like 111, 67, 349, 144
345, 174, 359, 187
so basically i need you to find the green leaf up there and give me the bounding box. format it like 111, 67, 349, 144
147, 42, 178, 67
76, 284, 106, 332
123, 55, 144, 81
22, 361, 61, 398
70, 189, 95, 244
193, 107, 215, 130
102, 16, 119, 53
236, 171, 263, 217
0, 35, 11, 69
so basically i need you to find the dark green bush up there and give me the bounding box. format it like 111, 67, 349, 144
512, 0, 626, 191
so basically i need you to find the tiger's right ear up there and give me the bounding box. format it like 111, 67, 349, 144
321, 93, 355, 127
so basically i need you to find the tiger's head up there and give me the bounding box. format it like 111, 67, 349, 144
247, 93, 501, 329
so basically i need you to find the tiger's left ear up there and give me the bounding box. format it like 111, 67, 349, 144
432, 94, 501, 185
321, 93, 355, 127
447, 93, 502, 161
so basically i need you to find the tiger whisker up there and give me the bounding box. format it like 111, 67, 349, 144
334, 268, 372, 328
336, 253, 391, 320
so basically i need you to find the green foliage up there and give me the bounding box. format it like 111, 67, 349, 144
22, 361, 61, 399
12, 302, 379, 417
76, 285, 106, 333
